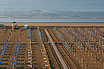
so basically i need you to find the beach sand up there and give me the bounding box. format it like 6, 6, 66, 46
0, 22, 104, 26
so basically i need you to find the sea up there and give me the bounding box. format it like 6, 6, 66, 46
0, 0, 104, 22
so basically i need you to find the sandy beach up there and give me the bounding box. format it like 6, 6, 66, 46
0, 22, 104, 26
0, 22, 103, 69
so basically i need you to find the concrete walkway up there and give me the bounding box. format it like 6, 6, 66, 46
44, 29, 68, 69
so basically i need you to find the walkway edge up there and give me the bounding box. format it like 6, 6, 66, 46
44, 29, 68, 69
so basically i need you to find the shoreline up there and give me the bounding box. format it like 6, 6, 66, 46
0, 22, 104, 26
0, 16, 104, 19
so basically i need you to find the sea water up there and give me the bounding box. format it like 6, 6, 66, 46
0, 0, 104, 22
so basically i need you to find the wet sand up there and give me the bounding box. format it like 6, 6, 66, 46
0, 22, 104, 26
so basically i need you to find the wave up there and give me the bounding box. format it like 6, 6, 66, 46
0, 10, 104, 17
0, 10, 104, 12
0, 16, 104, 19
